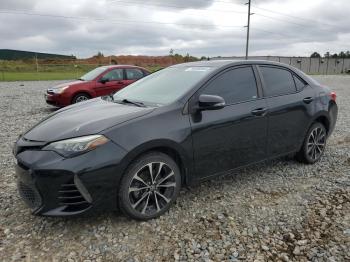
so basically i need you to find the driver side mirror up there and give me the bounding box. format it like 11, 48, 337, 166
99, 77, 109, 84
196, 94, 226, 111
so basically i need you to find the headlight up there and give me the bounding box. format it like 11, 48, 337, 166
54, 85, 70, 94
43, 135, 109, 157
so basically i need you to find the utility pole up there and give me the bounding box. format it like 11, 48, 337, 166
245, 0, 253, 60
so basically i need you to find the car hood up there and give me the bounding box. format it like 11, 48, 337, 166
49, 80, 89, 90
23, 98, 155, 142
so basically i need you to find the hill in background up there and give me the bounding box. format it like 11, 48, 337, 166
0, 49, 200, 68
0, 49, 76, 61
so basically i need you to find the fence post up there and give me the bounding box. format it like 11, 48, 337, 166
1, 61, 4, 81
35, 54, 39, 81
318, 57, 321, 75
309, 57, 312, 74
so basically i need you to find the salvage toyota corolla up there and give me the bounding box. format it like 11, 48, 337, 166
13, 60, 338, 220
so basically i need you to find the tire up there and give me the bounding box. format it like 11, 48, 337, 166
296, 122, 327, 164
72, 93, 90, 104
118, 152, 181, 220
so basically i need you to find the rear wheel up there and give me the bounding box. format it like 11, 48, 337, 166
118, 152, 181, 220
296, 122, 327, 164
72, 93, 90, 104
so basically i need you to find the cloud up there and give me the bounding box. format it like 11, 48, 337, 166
0, 0, 38, 10
0, 0, 348, 57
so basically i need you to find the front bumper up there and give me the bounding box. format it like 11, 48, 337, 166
14, 141, 127, 216
45, 92, 70, 107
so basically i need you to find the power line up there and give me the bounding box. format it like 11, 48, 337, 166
251, 12, 337, 34
0, 10, 294, 36
107, 0, 246, 14
105, 1, 337, 35
0, 9, 245, 29
251, 5, 336, 28
109, 0, 338, 30
105, 0, 340, 36
254, 13, 308, 28
252, 27, 292, 38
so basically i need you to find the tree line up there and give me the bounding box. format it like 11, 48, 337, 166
311, 51, 350, 58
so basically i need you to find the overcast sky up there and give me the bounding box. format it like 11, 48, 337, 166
0, 0, 349, 58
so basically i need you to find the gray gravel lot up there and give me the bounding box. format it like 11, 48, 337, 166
0, 76, 349, 261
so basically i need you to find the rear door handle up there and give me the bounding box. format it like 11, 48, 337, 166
251, 108, 267, 116
303, 97, 314, 104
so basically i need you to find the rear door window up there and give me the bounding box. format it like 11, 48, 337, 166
126, 68, 144, 80
259, 66, 296, 97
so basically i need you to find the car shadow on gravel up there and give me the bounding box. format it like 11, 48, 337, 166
43, 107, 59, 113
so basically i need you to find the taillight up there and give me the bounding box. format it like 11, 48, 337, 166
330, 91, 336, 101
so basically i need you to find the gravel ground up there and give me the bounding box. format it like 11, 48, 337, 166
0, 76, 349, 262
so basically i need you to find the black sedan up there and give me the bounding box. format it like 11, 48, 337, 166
13, 60, 338, 220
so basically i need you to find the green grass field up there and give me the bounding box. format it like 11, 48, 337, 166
0, 71, 87, 81
0, 61, 164, 81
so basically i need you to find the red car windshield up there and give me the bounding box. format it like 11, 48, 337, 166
79, 67, 107, 81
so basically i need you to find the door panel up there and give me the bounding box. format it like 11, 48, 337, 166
190, 100, 268, 179
94, 69, 125, 96
266, 87, 315, 156
94, 81, 126, 96
258, 65, 316, 156
189, 66, 268, 179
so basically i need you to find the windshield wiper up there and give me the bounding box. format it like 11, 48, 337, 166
116, 99, 145, 107
77, 78, 85, 81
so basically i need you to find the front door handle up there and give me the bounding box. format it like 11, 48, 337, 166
251, 108, 267, 116
303, 97, 314, 104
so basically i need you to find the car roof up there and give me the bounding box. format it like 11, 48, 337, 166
99, 65, 148, 70
172, 59, 316, 90
171, 59, 292, 69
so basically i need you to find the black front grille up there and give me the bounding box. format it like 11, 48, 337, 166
58, 180, 90, 212
18, 182, 42, 210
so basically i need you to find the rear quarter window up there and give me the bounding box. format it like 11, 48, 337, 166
293, 75, 307, 91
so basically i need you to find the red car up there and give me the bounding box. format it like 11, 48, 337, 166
45, 65, 150, 107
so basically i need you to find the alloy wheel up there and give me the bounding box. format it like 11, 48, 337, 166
128, 162, 177, 215
75, 95, 89, 103
307, 126, 326, 161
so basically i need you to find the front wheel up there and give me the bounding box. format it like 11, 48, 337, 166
118, 152, 181, 220
296, 122, 327, 164
72, 93, 90, 104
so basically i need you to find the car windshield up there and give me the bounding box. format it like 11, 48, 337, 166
79, 67, 107, 81
113, 66, 214, 106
